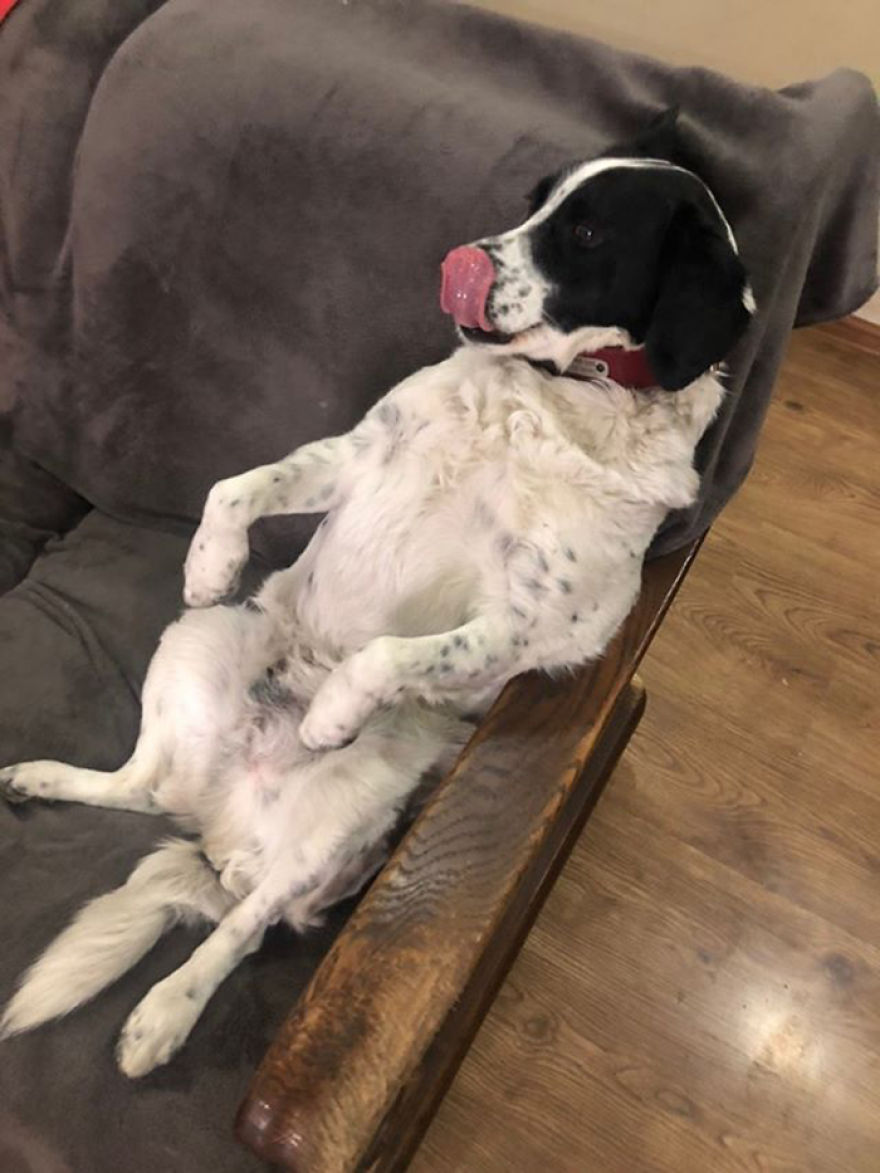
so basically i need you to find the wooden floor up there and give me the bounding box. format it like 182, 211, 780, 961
411, 321, 880, 1172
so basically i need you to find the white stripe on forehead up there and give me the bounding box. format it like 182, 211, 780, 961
522, 156, 740, 254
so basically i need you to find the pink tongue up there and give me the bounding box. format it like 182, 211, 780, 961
440, 246, 496, 331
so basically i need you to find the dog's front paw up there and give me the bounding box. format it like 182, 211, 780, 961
183, 525, 249, 608
298, 702, 360, 753
299, 675, 373, 752
300, 641, 398, 752
117, 982, 202, 1078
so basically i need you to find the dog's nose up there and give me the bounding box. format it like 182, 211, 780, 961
440, 246, 496, 331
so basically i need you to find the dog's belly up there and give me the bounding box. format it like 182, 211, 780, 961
295, 484, 490, 649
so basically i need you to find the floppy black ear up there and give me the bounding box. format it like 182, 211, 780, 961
644, 202, 753, 390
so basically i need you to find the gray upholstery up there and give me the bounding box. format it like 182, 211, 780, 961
1, 0, 877, 1168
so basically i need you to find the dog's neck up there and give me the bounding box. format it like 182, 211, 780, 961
526, 345, 658, 391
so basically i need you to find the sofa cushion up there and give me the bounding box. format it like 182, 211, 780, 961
0, 416, 90, 595
0, 510, 346, 1172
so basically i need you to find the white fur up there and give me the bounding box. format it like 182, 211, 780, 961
0, 840, 233, 1039
0, 334, 725, 1078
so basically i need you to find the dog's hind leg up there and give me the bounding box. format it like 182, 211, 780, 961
114, 703, 472, 1077
1, 603, 269, 814
115, 873, 289, 1078
0, 619, 184, 813
0, 681, 172, 812
0, 838, 233, 1040
0, 754, 163, 812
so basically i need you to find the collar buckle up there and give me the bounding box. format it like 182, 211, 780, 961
567, 355, 610, 380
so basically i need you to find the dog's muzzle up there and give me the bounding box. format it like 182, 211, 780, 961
439, 246, 496, 331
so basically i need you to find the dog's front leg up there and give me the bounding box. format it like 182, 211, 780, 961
184, 430, 367, 607
299, 616, 515, 751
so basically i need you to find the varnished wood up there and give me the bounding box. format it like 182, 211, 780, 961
411, 319, 880, 1172
236, 538, 698, 1171
812, 311, 880, 358
360, 676, 647, 1173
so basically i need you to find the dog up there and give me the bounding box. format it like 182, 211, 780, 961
0, 110, 753, 1077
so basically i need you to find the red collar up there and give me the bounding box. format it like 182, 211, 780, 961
567, 346, 657, 389
529, 346, 658, 391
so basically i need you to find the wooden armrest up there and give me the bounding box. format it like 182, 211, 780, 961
237, 539, 700, 1171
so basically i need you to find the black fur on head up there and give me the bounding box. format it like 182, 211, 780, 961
525, 107, 686, 216
469, 107, 754, 389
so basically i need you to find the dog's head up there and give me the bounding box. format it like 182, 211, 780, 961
440, 110, 754, 390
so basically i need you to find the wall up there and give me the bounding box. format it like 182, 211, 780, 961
469, 0, 880, 90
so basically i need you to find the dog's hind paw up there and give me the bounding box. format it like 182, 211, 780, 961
0, 766, 31, 805
117, 982, 202, 1078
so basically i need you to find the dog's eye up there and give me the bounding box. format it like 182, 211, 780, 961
574, 223, 604, 248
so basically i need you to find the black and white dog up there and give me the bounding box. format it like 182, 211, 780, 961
0, 113, 753, 1076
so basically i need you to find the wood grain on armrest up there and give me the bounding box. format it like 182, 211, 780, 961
237, 541, 699, 1172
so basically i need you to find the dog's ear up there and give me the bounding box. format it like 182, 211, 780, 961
607, 106, 684, 165
644, 200, 753, 390
525, 169, 564, 215
631, 105, 681, 161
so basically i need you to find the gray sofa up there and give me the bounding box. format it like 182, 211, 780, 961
1, 1, 877, 1169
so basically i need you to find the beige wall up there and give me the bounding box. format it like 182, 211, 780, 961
470, 0, 880, 90
858, 289, 880, 324
472, 0, 880, 320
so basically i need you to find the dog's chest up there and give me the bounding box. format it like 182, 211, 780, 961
288, 354, 710, 649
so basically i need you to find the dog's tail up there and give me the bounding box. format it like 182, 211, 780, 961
0, 838, 231, 1039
